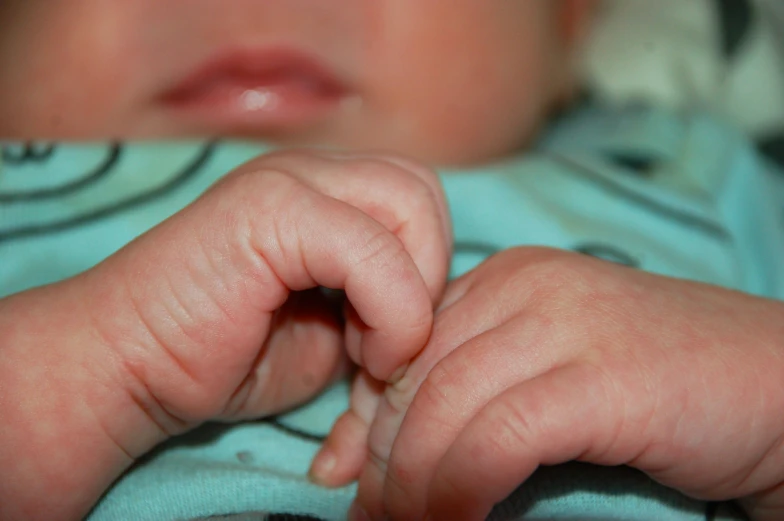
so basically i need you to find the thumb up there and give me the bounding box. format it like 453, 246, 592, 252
218, 288, 350, 420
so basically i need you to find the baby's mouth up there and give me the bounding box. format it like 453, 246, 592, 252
160, 47, 351, 135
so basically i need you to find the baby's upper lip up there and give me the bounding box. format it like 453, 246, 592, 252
160, 47, 349, 105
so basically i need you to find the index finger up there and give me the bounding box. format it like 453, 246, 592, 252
425, 364, 620, 521
234, 168, 435, 381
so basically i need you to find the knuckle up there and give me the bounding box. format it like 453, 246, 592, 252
210, 167, 312, 285
383, 381, 416, 419
482, 247, 596, 305
416, 370, 453, 417
489, 246, 573, 276
357, 227, 407, 270
366, 437, 392, 474
221, 165, 315, 244
384, 458, 420, 501
350, 154, 439, 200
385, 158, 441, 204
386, 453, 411, 485
385, 355, 461, 421
374, 153, 442, 190
407, 358, 467, 425
482, 396, 537, 457
219, 162, 298, 199
211, 168, 303, 229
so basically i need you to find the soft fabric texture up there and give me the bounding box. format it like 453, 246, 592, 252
582, 0, 784, 146
3, 103, 781, 520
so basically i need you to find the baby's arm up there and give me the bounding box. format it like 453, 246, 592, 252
0, 150, 452, 521
0, 281, 166, 520
317, 247, 784, 521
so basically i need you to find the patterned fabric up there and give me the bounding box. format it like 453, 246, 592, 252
190, 514, 323, 521
583, 0, 784, 168
2, 103, 779, 520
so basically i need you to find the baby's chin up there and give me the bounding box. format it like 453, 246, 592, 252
263, 115, 544, 168
3, 99, 545, 168
180, 108, 544, 167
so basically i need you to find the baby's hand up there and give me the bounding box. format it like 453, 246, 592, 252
318, 247, 784, 521
0, 150, 451, 521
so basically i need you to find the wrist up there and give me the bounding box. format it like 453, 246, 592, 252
0, 280, 170, 521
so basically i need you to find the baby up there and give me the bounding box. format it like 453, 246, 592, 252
1, 1, 784, 521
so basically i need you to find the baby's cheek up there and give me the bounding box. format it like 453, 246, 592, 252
361, 48, 556, 163
0, 1, 145, 137
345, 0, 563, 164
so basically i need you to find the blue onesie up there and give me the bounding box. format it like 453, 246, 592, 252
1, 103, 783, 520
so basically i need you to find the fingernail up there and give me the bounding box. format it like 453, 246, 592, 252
348, 501, 371, 521
308, 447, 336, 485
388, 363, 409, 384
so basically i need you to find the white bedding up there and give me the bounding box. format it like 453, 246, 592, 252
582, 0, 784, 141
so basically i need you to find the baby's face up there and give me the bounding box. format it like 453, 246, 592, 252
0, 0, 590, 165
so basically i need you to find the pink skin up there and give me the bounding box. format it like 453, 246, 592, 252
0, 2, 594, 518
319, 248, 784, 521
0, 0, 593, 165
0, 150, 451, 521
8, 2, 781, 521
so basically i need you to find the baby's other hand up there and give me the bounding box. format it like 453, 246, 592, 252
0, 150, 451, 521
324, 247, 784, 521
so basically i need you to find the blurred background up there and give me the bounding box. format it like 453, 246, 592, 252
582, 0, 783, 160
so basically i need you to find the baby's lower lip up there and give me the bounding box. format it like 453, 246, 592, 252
163, 81, 342, 131
159, 49, 349, 134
